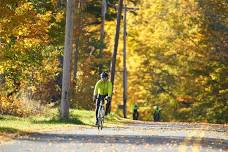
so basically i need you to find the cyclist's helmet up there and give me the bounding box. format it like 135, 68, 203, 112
100, 72, 108, 80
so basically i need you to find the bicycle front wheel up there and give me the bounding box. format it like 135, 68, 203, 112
100, 118, 103, 130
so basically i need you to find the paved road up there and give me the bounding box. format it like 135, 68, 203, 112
0, 122, 227, 152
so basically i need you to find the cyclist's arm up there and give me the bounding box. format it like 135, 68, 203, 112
94, 81, 99, 96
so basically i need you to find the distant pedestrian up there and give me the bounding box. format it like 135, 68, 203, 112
153, 106, 161, 122
132, 104, 139, 120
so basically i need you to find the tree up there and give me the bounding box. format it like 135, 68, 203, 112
60, 0, 75, 119
109, 0, 124, 113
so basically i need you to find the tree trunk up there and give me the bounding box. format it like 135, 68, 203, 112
58, 0, 65, 7
98, 0, 107, 73
73, 0, 82, 82
60, 0, 74, 119
109, 0, 124, 112
123, 4, 127, 118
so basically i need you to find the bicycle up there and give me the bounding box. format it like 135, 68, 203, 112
97, 98, 106, 130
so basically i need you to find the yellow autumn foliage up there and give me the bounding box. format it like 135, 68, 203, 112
0, 96, 36, 117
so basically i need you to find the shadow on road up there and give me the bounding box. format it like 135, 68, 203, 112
18, 132, 227, 150
0, 127, 28, 135
32, 117, 85, 125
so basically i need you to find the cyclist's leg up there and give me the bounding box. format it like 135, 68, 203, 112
158, 113, 160, 121
104, 94, 110, 115
95, 96, 101, 124
133, 110, 136, 120
136, 111, 139, 120
153, 112, 156, 121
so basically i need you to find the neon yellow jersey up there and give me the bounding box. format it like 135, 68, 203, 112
93, 80, 113, 96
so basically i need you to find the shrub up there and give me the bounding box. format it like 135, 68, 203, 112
0, 95, 44, 117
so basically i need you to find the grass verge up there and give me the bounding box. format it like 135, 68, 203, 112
0, 108, 124, 142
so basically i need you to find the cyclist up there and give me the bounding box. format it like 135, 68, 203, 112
93, 72, 113, 125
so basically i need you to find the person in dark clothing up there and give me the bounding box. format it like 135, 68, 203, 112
153, 106, 161, 122
132, 104, 139, 120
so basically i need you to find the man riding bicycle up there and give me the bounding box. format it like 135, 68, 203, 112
93, 72, 113, 125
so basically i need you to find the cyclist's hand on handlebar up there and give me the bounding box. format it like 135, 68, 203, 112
106, 96, 111, 102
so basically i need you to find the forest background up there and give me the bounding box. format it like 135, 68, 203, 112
0, 0, 227, 123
